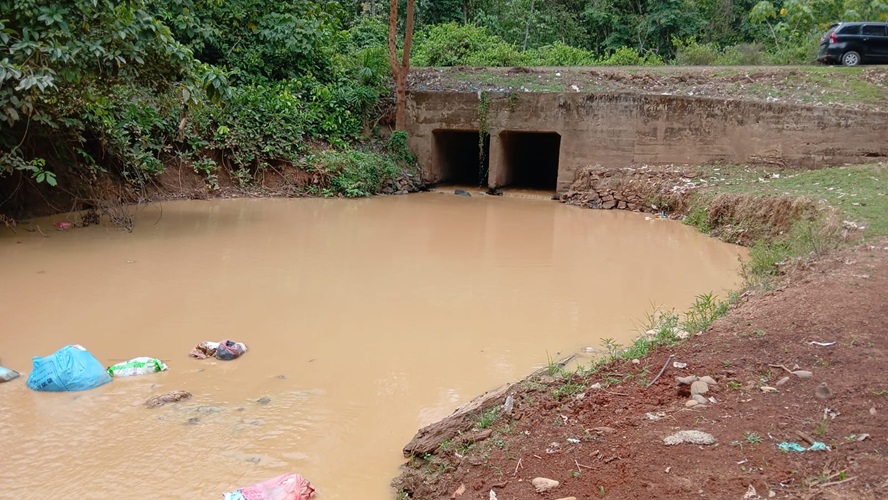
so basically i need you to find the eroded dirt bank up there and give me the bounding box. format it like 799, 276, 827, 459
394, 239, 888, 499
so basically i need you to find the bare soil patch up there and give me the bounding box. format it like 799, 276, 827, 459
394, 239, 888, 499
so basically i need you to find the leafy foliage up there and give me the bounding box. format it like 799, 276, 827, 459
5, 0, 881, 214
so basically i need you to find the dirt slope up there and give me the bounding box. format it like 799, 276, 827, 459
394, 239, 888, 499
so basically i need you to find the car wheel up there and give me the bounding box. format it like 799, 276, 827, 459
842, 51, 861, 66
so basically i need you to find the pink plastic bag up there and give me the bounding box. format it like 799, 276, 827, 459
224, 473, 315, 500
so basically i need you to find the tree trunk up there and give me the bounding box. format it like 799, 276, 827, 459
388, 0, 415, 131
523, 0, 535, 52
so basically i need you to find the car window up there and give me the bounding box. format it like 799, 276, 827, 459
838, 25, 860, 35
861, 25, 887, 36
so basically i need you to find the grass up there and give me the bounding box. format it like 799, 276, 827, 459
685, 162, 888, 286
477, 407, 499, 429
703, 163, 888, 237
553, 378, 585, 400
538, 293, 733, 394
416, 66, 888, 110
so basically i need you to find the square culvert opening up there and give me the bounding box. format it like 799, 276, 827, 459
499, 131, 561, 190
433, 129, 490, 186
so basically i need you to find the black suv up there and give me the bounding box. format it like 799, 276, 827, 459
816, 21, 888, 66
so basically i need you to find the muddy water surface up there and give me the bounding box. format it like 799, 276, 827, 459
0, 193, 744, 499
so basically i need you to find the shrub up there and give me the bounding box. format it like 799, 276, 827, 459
412, 23, 519, 66
600, 47, 664, 66
673, 37, 720, 65
715, 43, 773, 65
530, 42, 598, 66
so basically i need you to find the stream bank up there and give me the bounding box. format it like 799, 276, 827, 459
394, 162, 888, 499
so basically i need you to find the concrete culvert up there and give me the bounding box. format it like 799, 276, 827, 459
496, 131, 560, 191
432, 129, 489, 186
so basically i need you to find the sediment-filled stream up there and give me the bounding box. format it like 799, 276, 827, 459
0, 193, 744, 498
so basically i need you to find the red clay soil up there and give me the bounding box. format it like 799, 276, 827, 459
394, 239, 888, 499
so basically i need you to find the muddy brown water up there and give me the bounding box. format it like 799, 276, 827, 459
0, 193, 744, 498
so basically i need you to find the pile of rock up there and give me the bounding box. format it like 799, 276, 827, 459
560, 164, 700, 213
382, 172, 425, 195
676, 375, 718, 407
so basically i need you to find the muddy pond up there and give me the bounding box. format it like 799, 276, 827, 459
0, 192, 744, 498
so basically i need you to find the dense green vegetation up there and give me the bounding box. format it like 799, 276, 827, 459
1, 0, 885, 208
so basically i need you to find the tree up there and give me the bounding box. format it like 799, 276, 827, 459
388, 0, 414, 130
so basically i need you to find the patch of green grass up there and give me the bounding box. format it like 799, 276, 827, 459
683, 203, 712, 233
727, 380, 742, 390
693, 162, 887, 286
711, 163, 888, 237
743, 432, 763, 444
800, 67, 886, 106
683, 292, 730, 334
477, 407, 499, 429
553, 379, 585, 400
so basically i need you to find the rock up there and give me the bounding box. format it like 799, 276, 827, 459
675, 329, 691, 340
454, 189, 471, 197
743, 485, 760, 499
760, 386, 778, 393
699, 376, 717, 386
451, 483, 466, 498
195, 405, 224, 414
145, 390, 192, 408
690, 381, 709, 396
502, 395, 514, 415
870, 407, 877, 415
186, 417, 200, 425
631, 359, 640, 364
555, 497, 577, 500
590, 382, 602, 390
685, 400, 699, 407
692, 394, 708, 404
531, 478, 559, 492
815, 382, 833, 400
676, 375, 698, 385
775, 376, 791, 387
792, 370, 813, 379
257, 396, 271, 405
663, 430, 717, 446
587, 426, 616, 434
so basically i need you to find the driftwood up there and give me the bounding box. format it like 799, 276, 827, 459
402, 383, 511, 457
402, 354, 575, 457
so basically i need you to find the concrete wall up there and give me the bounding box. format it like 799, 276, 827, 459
405, 91, 888, 192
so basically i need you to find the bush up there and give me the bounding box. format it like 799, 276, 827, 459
600, 47, 664, 66
311, 133, 418, 198
715, 43, 773, 65
530, 42, 597, 66
412, 23, 520, 66
674, 37, 776, 66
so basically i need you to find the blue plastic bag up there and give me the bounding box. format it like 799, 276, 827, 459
27, 345, 112, 392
